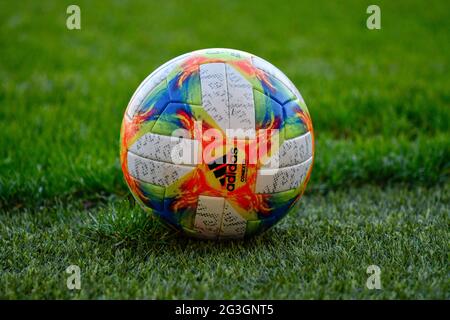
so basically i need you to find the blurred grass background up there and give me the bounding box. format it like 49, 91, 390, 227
0, 0, 448, 299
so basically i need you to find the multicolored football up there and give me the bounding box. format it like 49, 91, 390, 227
120, 48, 314, 239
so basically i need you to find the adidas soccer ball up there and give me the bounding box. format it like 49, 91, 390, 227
120, 48, 314, 239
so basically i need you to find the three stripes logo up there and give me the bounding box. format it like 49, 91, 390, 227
208, 148, 239, 192
208, 155, 228, 187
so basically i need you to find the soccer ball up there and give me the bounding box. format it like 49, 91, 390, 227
120, 48, 314, 239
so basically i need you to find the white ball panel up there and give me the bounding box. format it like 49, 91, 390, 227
255, 157, 313, 193
193, 195, 225, 239
262, 132, 313, 169
225, 64, 256, 138
127, 152, 195, 187
199, 63, 229, 132
219, 201, 247, 239
129, 133, 199, 166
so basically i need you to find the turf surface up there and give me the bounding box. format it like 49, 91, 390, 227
0, 0, 449, 299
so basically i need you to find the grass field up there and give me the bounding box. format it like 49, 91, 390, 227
0, 0, 449, 299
